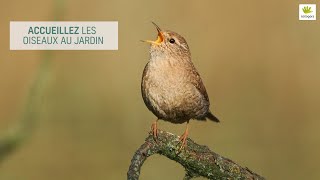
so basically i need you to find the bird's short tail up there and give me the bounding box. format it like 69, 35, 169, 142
206, 112, 220, 122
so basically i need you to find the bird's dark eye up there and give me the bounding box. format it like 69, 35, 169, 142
169, 38, 175, 44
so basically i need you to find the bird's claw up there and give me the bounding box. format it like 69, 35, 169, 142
176, 131, 188, 152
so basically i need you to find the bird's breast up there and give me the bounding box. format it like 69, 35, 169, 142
144, 58, 189, 96
141, 57, 206, 122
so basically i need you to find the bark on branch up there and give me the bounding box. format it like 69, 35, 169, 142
127, 130, 265, 180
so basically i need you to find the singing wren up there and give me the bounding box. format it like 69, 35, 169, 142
141, 22, 219, 149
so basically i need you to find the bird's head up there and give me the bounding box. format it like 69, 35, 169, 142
142, 22, 191, 59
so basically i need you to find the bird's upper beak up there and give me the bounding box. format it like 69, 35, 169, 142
142, 22, 164, 45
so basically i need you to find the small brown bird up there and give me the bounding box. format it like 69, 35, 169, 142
141, 22, 219, 149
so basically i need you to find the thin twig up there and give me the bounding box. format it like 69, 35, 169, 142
0, 0, 65, 163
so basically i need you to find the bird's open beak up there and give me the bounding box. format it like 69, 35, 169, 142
142, 22, 164, 45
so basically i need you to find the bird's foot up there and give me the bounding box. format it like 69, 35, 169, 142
177, 129, 189, 152
151, 121, 158, 141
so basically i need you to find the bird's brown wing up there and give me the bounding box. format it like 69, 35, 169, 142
190, 68, 210, 103
189, 66, 220, 122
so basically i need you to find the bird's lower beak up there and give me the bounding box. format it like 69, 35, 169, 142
142, 22, 164, 46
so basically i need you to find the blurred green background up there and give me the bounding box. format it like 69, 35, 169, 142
1, 0, 320, 179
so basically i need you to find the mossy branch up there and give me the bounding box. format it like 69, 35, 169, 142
127, 130, 265, 180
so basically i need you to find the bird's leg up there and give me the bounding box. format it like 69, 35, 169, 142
151, 119, 159, 139
178, 121, 189, 151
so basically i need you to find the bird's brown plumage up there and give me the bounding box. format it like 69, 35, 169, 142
141, 26, 219, 124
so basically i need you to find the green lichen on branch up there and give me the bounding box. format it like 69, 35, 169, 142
127, 130, 265, 180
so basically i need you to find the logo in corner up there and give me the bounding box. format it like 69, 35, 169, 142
302, 6, 313, 14
299, 4, 316, 20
